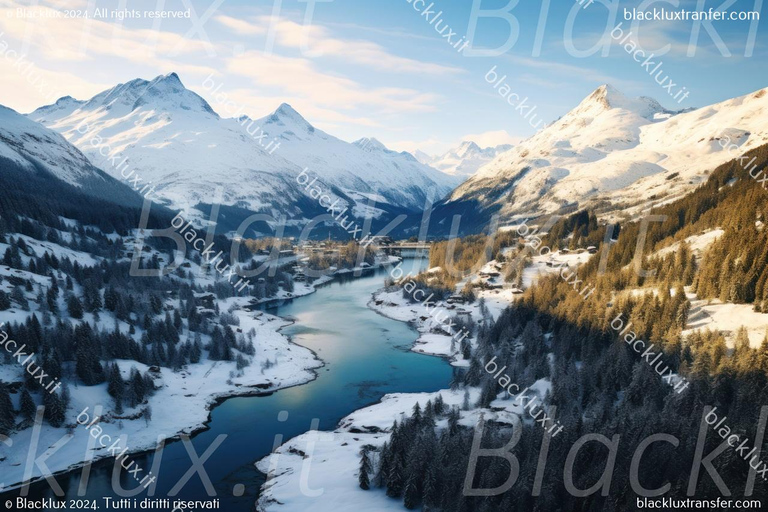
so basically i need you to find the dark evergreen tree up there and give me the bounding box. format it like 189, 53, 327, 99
42, 390, 65, 428
19, 388, 36, 421
67, 295, 84, 319
0, 290, 10, 311
0, 385, 14, 434
359, 449, 371, 490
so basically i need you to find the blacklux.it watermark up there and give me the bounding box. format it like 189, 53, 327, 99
389, 262, 471, 345
611, 314, 690, 394
75, 121, 158, 202
201, 74, 281, 155
0, 32, 65, 104
611, 23, 689, 104
76, 408, 157, 490
484, 356, 564, 437
0, 324, 61, 394
624, 7, 760, 21
463, 406, 768, 498
717, 134, 768, 189
404, 0, 470, 54
296, 169, 394, 247
403, 0, 548, 132
705, 407, 768, 480
168, 211, 251, 292
513, 218, 596, 299
485, 66, 545, 133
2, 405, 230, 499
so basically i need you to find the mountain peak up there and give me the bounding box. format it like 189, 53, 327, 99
79, 72, 218, 117
456, 141, 482, 157
28, 95, 85, 121
575, 84, 666, 120
266, 103, 314, 132
160, 71, 181, 83
145, 72, 185, 92
586, 84, 627, 109
55, 95, 79, 105
274, 103, 305, 120
355, 137, 387, 152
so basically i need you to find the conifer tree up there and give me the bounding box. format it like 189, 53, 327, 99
386, 456, 404, 498
403, 472, 420, 510
67, 295, 84, 319
19, 388, 36, 421
0, 385, 14, 434
43, 390, 64, 428
0, 291, 10, 311
359, 449, 371, 490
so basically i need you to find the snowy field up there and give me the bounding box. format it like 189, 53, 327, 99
653, 228, 724, 260
685, 298, 768, 348
522, 251, 592, 289
255, 380, 554, 512
368, 282, 511, 366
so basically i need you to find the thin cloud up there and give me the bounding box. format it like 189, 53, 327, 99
215, 15, 266, 36
215, 15, 462, 75
226, 50, 441, 114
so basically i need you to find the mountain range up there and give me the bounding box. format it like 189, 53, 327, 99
415, 141, 513, 178
28, 73, 460, 237
8, 74, 768, 238
433, 84, 768, 233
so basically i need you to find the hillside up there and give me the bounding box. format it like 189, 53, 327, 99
432, 85, 768, 234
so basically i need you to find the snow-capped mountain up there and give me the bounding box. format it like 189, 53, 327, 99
439, 84, 768, 228
0, 104, 141, 206
28, 73, 458, 230
418, 141, 513, 178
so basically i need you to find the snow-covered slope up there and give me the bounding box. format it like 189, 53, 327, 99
444, 84, 768, 223
29, 73, 458, 223
0, 104, 141, 205
418, 141, 513, 178
0, 104, 107, 187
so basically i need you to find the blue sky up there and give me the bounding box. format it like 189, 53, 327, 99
0, 0, 765, 154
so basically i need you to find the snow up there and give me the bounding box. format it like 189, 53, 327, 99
0, 105, 109, 189
417, 141, 513, 178
256, 389, 479, 512
255, 378, 555, 512
522, 251, 592, 289
619, 284, 768, 349
368, 264, 515, 365
27, 73, 458, 219
369, 289, 465, 364
450, 84, 768, 221
653, 229, 724, 259
0, 265, 51, 289
684, 298, 768, 348
250, 255, 531, 511
0, 299, 323, 492
13, 234, 100, 267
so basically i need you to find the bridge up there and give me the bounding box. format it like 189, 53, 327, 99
380, 242, 432, 256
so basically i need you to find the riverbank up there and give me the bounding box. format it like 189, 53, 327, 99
0, 254, 404, 497
368, 285, 517, 365
255, 279, 521, 512
248, 255, 400, 308
0, 297, 324, 493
